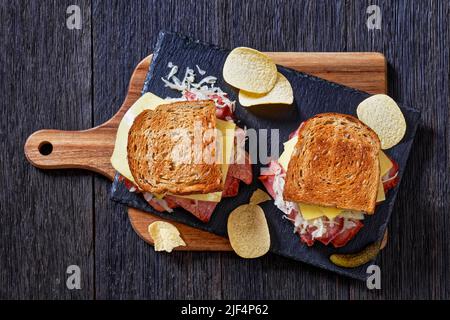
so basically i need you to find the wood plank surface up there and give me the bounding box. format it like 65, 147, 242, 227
2, 0, 449, 300
345, 0, 450, 300
0, 0, 94, 299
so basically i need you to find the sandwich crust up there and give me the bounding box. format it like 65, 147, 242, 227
283, 113, 381, 214
127, 100, 223, 195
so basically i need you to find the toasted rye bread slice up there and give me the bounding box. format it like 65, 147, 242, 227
127, 100, 223, 195
283, 113, 381, 214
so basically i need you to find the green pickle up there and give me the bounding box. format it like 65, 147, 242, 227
329, 241, 381, 268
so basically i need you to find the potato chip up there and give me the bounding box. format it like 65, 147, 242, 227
148, 221, 186, 252
223, 47, 277, 94
249, 188, 272, 205
356, 94, 406, 149
239, 72, 293, 107
227, 204, 270, 258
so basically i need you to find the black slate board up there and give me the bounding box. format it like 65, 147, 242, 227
111, 31, 420, 281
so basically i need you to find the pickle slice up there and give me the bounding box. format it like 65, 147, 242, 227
330, 241, 381, 268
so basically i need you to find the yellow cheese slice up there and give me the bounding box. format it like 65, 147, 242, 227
376, 151, 392, 202
110, 93, 166, 183
110, 93, 235, 203
298, 203, 344, 220
278, 135, 298, 171
379, 151, 393, 177
376, 178, 385, 202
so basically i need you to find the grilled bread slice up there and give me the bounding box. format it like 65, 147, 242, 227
127, 100, 223, 195
283, 113, 381, 214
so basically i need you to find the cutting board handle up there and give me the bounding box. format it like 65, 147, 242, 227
24, 126, 116, 180
23, 56, 151, 181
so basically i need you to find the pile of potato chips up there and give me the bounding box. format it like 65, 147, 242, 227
223, 47, 293, 107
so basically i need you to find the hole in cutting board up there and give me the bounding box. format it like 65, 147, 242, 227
38, 141, 53, 156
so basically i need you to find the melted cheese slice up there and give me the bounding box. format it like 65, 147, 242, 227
110, 92, 235, 203
277, 137, 393, 219
111, 93, 166, 183
376, 177, 386, 202
376, 151, 392, 203
298, 203, 344, 220
278, 135, 298, 171
379, 151, 393, 177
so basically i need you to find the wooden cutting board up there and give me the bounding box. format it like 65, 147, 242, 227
24, 52, 387, 251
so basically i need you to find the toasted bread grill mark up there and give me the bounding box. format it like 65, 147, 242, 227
283, 113, 381, 214
127, 100, 223, 195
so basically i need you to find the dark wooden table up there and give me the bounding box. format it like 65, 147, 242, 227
1, 0, 448, 299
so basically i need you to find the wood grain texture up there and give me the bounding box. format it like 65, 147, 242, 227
0, 0, 94, 299
128, 208, 232, 251
3, 0, 449, 299
345, 0, 450, 300
24, 54, 150, 181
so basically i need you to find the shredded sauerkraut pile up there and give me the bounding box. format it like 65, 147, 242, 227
161, 62, 235, 120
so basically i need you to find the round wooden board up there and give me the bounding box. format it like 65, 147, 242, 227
24, 52, 387, 251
